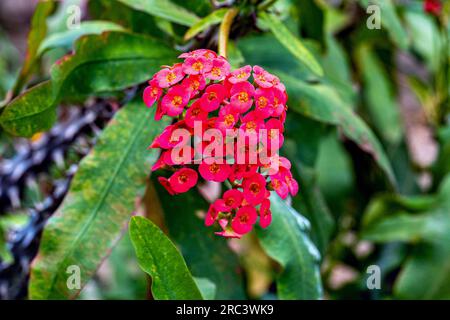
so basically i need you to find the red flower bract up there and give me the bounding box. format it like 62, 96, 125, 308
143, 49, 299, 238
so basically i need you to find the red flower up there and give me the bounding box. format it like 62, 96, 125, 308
182, 75, 206, 98
185, 100, 208, 128
154, 63, 184, 88
161, 85, 190, 116
253, 66, 275, 88
205, 204, 219, 226
265, 118, 284, 151
216, 104, 240, 132
168, 168, 198, 193
158, 176, 175, 195
231, 206, 258, 235
205, 57, 231, 81
200, 84, 227, 112
199, 162, 232, 182
213, 189, 244, 212
143, 81, 162, 108
228, 65, 252, 84
259, 198, 272, 228
254, 88, 274, 118
424, 0, 442, 16
239, 111, 265, 134
242, 173, 267, 205
183, 56, 213, 75
230, 81, 255, 113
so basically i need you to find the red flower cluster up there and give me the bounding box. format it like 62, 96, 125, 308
144, 49, 298, 238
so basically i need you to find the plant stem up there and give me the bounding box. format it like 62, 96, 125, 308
218, 8, 239, 58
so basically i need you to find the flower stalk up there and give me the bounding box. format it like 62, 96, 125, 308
218, 8, 239, 58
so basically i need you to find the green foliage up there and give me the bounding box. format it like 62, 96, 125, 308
356, 44, 403, 145
116, 0, 200, 27
29, 101, 169, 299
258, 12, 323, 77
256, 194, 323, 299
0, 32, 177, 137
10, 0, 55, 97
362, 176, 450, 299
0, 81, 54, 137
184, 8, 228, 40
38, 21, 125, 56
129, 216, 203, 300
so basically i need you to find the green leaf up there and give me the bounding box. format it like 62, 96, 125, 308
362, 213, 443, 243
356, 45, 402, 145
362, 175, 450, 244
315, 131, 355, 215
184, 8, 228, 40
256, 193, 323, 299
291, 163, 335, 255
129, 216, 203, 300
283, 115, 335, 254
154, 182, 246, 299
37, 21, 125, 56
87, 0, 162, 37
359, 0, 409, 49
116, 0, 200, 27
361, 176, 450, 299
237, 34, 314, 81
29, 100, 170, 299
0, 81, 55, 137
10, 0, 55, 97
51, 31, 177, 99
193, 278, 217, 300
258, 12, 323, 77
296, 0, 325, 45
2, 32, 177, 137
395, 241, 450, 299
281, 74, 396, 187
393, 177, 450, 299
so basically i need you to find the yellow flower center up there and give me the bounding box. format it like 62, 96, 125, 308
192, 61, 204, 72
178, 174, 188, 184
172, 96, 183, 106
237, 71, 247, 79
166, 72, 176, 82
258, 96, 268, 108
238, 92, 248, 103
211, 67, 221, 77
209, 163, 220, 174
246, 121, 256, 131
239, 214, 249, 223
224, 114, 235, 126
249, 182, 260, 195
208, 92, 217, 101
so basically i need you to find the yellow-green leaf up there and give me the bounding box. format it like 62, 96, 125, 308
29, 100, 169, 299
184, 8, 228, 40
0, 81, 54, 137
117, 0, 200, 27
259, 12, 323, 77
